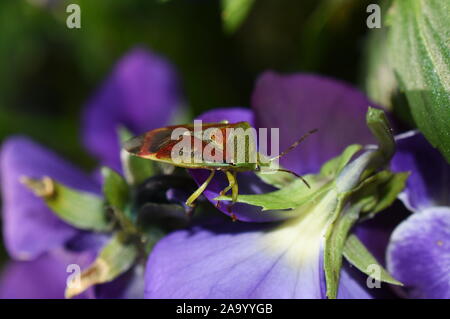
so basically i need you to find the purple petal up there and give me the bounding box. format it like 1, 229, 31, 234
337, 263, 376, 299
95, 266, 145, 299
190, 108, 286, 222
392, 131, 450, 212
387, 208, 450, 299
82, 47, 182, 171
354, 202, 410, 265
145, 218, 372, 299
196, 107, 255, 125
0, 249, 95, 299
0, 136, 100, 260
252, 72, 377, 174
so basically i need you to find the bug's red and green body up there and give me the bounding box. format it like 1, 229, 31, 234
124, 121, 259, 171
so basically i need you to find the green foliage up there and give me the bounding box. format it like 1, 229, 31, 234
102, 167, 130, 212
21, 176, 111, 232
343, 235, 402, 286
324, 170, 407, 298
221, 0, 255, 33
65, 232, 138, 298
387, 0, 450, 162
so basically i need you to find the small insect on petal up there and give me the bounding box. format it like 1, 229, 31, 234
123, 122, 317, 208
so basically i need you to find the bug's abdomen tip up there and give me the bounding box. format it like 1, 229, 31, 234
123, 135, 145, 154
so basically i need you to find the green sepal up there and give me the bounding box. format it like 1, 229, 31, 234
221, 0, 255, 34
65, 232, 138, 298
366, 107, 395, 166
324, 169, 408, 298
21, 176, 111, 232
343, 235, 403, 286
354, 171, 410, 219
102, 166, 129, 212
119, 127, 156, 186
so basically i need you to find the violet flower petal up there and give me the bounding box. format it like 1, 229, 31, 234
391, 131, 450, 212
252, 72, 377, 175
0, 136, 100, 260
82, 47, 182, 171
354, 202, 410, 265
387, 207, 450, 299
0, 249, 95, 299
145, 218, 372, 299
95, 265, 145, 299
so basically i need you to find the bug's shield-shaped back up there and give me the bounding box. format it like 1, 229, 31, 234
123, 121, 258, 168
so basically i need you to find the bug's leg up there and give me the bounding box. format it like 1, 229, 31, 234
185, 170, 216, 207
222, 171, 239, 222
216, 170, 235, 208
228, 171, 239, 204
219, 172, 234, 197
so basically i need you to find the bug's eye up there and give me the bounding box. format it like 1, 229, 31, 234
179, 150, 184, 156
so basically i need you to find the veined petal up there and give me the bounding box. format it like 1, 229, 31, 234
392, 131, 450, 212
251, 72, 377, 175
387, 207, 450, 299
0, 137, 100, 260
82, 47, 182, 171
145, 190, 371, 299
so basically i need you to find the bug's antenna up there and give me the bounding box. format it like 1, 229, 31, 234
269, 128, 318, 162
274, 169, 310, 188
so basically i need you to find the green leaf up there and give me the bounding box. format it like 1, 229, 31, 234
362, 1, 397, 111
344, 235, 403, 286
221, 0, 255, 33
102, 167, 129, 212
65, 232, 138, 298
119, 127, 156, 186
387, 0, 450, 163
21, 176, 111, 232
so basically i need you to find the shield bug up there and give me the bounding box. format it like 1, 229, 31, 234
123, 121, 317, 208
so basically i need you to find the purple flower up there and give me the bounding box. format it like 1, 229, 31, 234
191, 73, 376, 222
0, 47, 182, 298
144, 72, 390, 299
82, 47, 182, 172
387, 132, 450, 299
0, 137, 105, 298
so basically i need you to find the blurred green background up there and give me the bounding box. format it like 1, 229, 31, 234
0, 0, 382, 263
